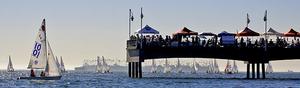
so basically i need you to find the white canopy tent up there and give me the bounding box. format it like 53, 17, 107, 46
263, 28, 283, 36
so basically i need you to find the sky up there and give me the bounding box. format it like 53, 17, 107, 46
0, 0, 300, 71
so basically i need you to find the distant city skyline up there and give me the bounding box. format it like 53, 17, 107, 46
1, 0, 300, 71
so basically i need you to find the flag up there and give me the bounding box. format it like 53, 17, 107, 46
264, 10, 267, 21
129, 9, 134, 21
140, 7, 144, 19
247, 13, 250, 25
41, 19, 46, 31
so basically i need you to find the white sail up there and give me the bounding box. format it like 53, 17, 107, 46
101, 56, 110, 73
232, 60, 238, 73
28, 19, 47, 69
176, 59, 183, 73
163, 59, 171, 73
45, 41, 61, 76
213, 59, 220, 73
96, 56, 102, 72
266, 63, 273, 73
224, 60, 233, 74
60, 56, 66, 72
207, 60, 214, 73
55, 56, 60, 70
191, 60, 197, 74
150, 59, 157, 73
7, 56, 14, 72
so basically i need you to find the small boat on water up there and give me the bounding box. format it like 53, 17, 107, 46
266, 63, 273, 74
7, 56, 14, 72
150, 59, 157, 73
176, 59, 183, 73
18, 19, 62, 80
60, 56, 66, 72
191, 59, 197, 74
213, 59, 220, 73
163, 59, 171, 73
96, 56, 111, 73
232, 60, 238, 74
224, 60, 233, 74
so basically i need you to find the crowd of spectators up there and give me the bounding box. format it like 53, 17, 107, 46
129, 34, 300, 49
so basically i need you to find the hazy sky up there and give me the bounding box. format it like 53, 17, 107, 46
1, 0, 300, 71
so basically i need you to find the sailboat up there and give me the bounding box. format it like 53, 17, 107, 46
232, 60, 238, 73
206, 60, 214, 73
176, 58, 183, 73
213, 59, 220, 73
18, 19, 62, 80
55, 56, 60, 72
96, 56, 102, 73
60, 56, 66, 72
190, 59, 197, 74
224, 60, 233, 74
100, 56, 110, 73
266, 63, 273, 74
7, 56, 14, 72
150, 59, 157, 73
163, 59, 171, 73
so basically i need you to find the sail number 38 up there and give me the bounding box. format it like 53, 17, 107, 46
32, 42, 42, 58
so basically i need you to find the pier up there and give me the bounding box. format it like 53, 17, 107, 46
127, 39, 300, 79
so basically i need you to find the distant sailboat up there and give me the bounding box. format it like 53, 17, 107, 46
176, 58, 183, 73
232, 60, 238, 73
55, 56, 60, 72
207, 60, 214, 73
266, 63, 273, 74
100, 56, 110, 73
96, 56, 102, 73
60, 56, 66, 72
224, 60, 233, 74
18, 19, 62, 80
7, 56, 14, 72
191, 59, 197, 74
150, 59, 157, 73
213, 59, 220, 73
163, 59, 171, 73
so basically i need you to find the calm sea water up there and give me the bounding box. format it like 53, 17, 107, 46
0, 70, 300, 88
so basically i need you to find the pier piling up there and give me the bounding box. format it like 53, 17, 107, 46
128, 62, 132, 77
247, 63, 250, 79
262, 63, 266, 79
252, 63, 255, 79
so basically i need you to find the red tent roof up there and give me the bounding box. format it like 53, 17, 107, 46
237, 27, 260, 36
284, 28, 299, 37
173, 27, 198, 35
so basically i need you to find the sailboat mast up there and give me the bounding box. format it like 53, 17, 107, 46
42, 19, 48, 67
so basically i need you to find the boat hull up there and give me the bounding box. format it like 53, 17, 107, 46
17, 76, 62, 80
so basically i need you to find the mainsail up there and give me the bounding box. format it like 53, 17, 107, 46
28, 19, 47, 69
7, 56, 14, 72
45, 41, 61, 76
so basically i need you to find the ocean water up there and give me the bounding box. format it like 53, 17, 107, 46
0, 70, 300, 88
